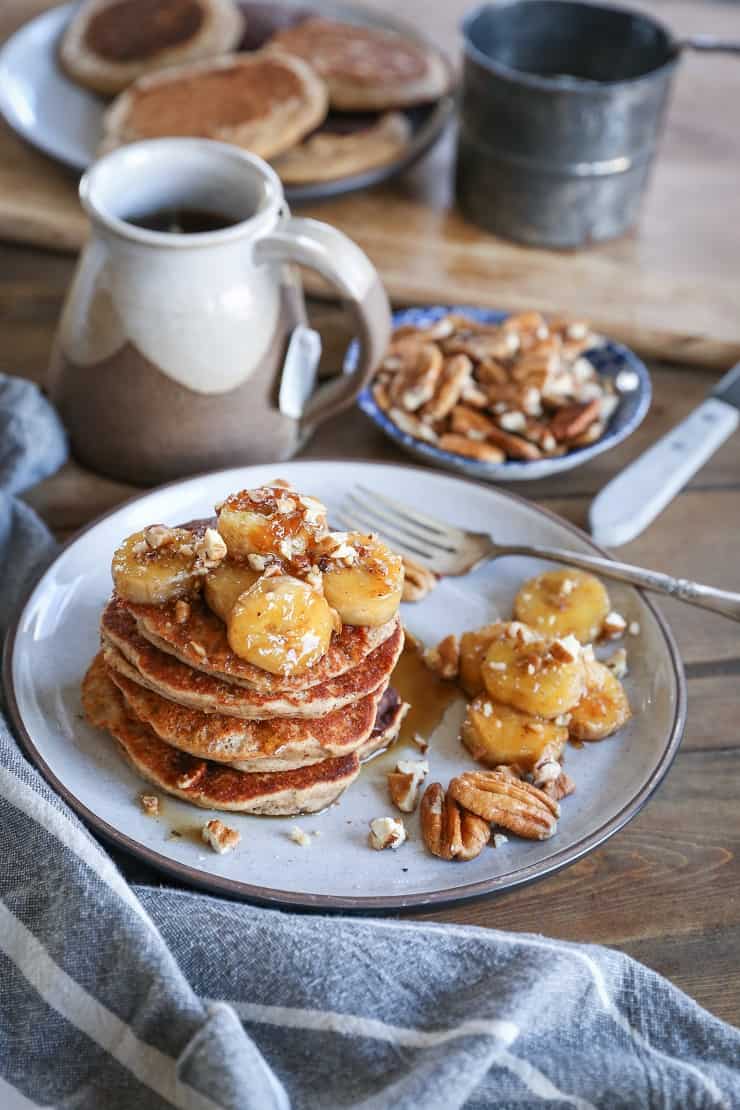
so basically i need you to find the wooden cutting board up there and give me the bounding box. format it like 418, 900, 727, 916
2, 0, 740, 368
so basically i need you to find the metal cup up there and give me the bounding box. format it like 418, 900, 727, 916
455, 0, 735, 247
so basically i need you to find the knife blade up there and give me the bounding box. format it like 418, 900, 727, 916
589, 362, 740, 547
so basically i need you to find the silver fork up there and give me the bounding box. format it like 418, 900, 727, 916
336, 486, 740, 622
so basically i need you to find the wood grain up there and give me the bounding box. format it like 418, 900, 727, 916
2, 0, 740, 366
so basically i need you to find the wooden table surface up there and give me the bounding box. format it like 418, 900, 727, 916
3, 238, 740, 1027
2, 0, 740, 1031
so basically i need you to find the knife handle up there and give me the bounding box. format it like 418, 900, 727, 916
590, 398, 739, 548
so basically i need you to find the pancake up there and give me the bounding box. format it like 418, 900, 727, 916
83, 655, 360, 814
268, 18, 450, 110
101, 604, 404, 719
59, 0, 245, 96
272, 111, 411, 185
109, 661, 384, 764
100, 49, 328, 159
119, 595, 396, 691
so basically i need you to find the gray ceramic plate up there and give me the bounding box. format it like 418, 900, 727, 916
4, 461, 685, 912
0, 1, 454, 202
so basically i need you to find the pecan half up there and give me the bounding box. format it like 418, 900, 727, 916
401, 556, 438, 602
548, 399, 601, 443
448, 770, 559, 840
389, 342, 444, 411
450, 407, 541, 461
420, 355, 473, 422
438, 434, 505, 463
423, 633, 460, 680
420, 783, 490, 861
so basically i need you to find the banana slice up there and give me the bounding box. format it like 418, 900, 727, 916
481, 625, 585, 718
227, 574, 333, 675
459, 622, 508, 697
203, 560, 260, 623
462, 696, 568, 772
569, 656, 631, 740
321, 533, 403, 627
217, 487, 328, 561
112, 527, 197, 605
514, 568, 610, 643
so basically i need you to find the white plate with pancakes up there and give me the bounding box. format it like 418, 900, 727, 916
0, 0, 454, 202
4, 461, 685, 912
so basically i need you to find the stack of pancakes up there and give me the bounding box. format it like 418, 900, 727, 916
83, 573, 405, 817
60, 0, 451, 184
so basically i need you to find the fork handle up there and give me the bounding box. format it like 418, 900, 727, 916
495, 544, 740, 622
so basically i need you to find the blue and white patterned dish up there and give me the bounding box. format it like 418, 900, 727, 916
352, 305, 652, 482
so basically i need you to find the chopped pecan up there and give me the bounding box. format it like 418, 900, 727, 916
448, 770, 559, 840
388, 759, 429, 813
202, 819, 240, 854
540, 770, 576, 802
420, 783, 490, 861
401, 556, 438, 602
438, 434, 505, 463
423, 633, 460, 680
368, 816, 406, 850
548, 399, 602, 443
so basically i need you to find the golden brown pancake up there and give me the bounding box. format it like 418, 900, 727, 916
83, 654, 361, 814
109, 662, 384, 763
100, 49, 328, 159
59, 0, 245, 96
268, 18, 450, 110
272, 111, 411, 185
118, 595, 396, 691
101, 604, 404, 719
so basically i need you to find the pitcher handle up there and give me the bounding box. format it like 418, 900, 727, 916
253, 217, 391, 430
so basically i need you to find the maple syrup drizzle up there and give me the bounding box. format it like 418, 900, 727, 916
390, 642, 461, 745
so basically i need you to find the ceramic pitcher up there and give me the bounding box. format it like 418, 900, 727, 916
49, 138, 391, 484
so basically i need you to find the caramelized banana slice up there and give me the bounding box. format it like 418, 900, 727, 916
112, 527, 197, 605
321, 533, 403, 627
514, 568, 610, 643
227, 574, 333, 675
481, 625, 585, 718
462, 696, 568, 772
217, 487, 328, 560
569, 655, 631, 741
204, 560, 260, 623
459, 622, 507, 697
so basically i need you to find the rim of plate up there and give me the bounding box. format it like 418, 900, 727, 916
3, 460, 686, 913
353, 306, 652, 481
0, 2, 455, 199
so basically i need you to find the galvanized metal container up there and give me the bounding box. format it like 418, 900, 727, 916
456, 0, 682, 247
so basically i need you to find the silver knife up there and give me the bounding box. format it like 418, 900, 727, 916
590, 362, 740, 547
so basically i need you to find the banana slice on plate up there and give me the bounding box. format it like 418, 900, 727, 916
481, 625, 585, 719
227, 574, 334, 675
462, 696, 568, 772
569, 655, 631, 741
459, 623, 508, 697
514, 568, 610, 643
112, 527, 197, 605
321, 533, 403, 627
204, 560, 260, 623
217, 487, 328, 561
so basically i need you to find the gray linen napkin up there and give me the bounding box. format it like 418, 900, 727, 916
1, 373, 739, 1110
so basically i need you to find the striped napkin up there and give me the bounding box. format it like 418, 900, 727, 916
1, 374, 738, 1109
